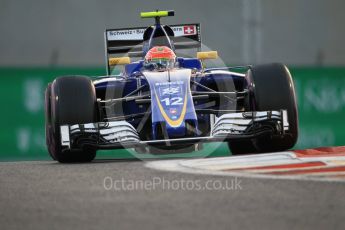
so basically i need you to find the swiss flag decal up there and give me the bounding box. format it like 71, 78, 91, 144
183, 25, 196, 35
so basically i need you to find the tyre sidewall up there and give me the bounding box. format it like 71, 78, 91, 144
49, 76, 97, 162
246, 63, 298, 151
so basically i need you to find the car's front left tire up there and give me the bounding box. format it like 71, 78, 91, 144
228, 63, 298, 154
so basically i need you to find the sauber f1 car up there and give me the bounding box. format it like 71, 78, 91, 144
45, 10, 298, 162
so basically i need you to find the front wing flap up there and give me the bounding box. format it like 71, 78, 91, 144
59, 110, 289, 151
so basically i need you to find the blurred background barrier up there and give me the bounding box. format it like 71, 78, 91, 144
1, 0, 345, 67
0, 67, 344, 160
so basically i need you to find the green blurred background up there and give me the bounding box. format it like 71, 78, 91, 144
1, 0, 345, 160
0, 67, 344, 161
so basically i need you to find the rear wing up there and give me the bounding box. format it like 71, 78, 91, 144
104, 23, 201, 74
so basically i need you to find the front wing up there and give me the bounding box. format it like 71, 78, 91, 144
59, 110, 289, 151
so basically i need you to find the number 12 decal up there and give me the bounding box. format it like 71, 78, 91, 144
161, 97, 183, 106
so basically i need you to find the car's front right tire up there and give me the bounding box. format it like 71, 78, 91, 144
45, 76, 97, 163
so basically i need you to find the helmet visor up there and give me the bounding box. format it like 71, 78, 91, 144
147, 57, 175, 70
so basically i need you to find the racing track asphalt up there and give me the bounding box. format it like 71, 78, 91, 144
0, 159, 345, 230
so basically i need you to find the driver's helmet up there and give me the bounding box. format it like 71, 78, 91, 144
144, 46, 176, 70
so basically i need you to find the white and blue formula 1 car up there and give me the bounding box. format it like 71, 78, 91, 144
45, 10, 298, 162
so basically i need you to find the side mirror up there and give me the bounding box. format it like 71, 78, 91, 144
197, 51, 218, 60
109, 57, 131, 66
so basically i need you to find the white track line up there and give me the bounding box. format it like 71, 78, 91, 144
145, 151, 345, 183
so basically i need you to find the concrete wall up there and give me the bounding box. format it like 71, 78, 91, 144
0, 0, 344, 66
